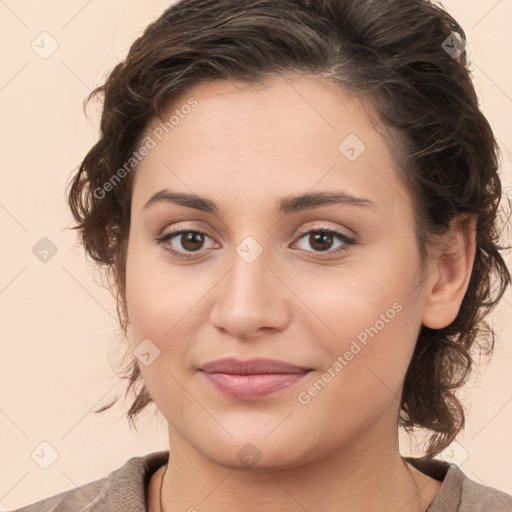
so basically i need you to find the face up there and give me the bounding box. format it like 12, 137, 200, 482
125, 74, 430, 470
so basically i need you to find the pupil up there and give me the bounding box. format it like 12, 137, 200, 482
311, 231, 332, 251
182, 232, 204, 251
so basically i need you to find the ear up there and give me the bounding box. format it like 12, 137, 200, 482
421, 214, 477, 329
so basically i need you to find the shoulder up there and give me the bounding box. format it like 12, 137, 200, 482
9, 450, 169, 512
451, 466, 512, 511
406, 456, 512, 511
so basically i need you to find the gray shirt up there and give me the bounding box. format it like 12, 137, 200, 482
10, 450, 512, 511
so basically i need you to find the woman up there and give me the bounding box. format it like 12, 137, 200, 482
12, 0, 512, 510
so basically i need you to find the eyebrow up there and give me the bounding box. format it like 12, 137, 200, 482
143, 189, 378, 215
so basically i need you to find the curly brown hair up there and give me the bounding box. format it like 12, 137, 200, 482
67, 0, 511, 457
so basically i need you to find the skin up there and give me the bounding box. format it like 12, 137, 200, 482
124, 74, 476, 511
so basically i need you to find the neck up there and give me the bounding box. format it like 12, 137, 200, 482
159, 411, 438, 512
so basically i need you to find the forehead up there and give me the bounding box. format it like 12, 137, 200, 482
148, 74, 372, 150
131, 74, 410, 221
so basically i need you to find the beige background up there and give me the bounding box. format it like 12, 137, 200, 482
1, 0, 511, 509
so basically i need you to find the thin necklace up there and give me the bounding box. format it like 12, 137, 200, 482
157, 463, 426, 512
158, 464, 168, 512
405, 461, 428, 512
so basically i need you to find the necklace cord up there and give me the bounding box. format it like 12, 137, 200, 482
159, 464, 168, 512
158, 461, 426, 511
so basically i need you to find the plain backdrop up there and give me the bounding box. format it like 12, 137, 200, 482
1, 0, 511, 509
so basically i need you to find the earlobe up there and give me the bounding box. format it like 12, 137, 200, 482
421, 215, 477, 330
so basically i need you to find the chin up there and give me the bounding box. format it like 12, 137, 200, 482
197, 434, 312, 473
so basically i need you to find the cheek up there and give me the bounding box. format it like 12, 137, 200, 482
124, 248, 199, 417
125, 236, 196, 340
124, 241, 218, 391
293, 298, 420, 448
298, 237, 420, 348
297, 237, 423, 395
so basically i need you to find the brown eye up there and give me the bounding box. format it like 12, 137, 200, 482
179, 231, 206, 252
156, 227, 356, 260
294, 228, 356, 256
308, 231, 335, 251
156, 229, 214, 257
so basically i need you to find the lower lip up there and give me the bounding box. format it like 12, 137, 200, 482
201, 371, 309, 400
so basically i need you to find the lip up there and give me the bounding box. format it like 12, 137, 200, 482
200, 357, 311, 374
199, 358, 312, 401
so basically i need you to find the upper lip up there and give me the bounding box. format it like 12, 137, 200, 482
200, 358, 311, 375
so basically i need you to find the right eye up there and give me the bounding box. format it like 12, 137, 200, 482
155, 229, 216, 258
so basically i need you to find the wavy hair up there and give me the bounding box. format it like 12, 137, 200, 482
67, 0, 511, 456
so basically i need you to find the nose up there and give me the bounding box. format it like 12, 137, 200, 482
208, 243, 291, 340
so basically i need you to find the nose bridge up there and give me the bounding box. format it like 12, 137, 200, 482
209, 234, 289, 337
224, 234, 275, 309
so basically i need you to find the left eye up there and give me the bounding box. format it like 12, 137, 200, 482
155, 228, 356, 257
293, 229, 356, 254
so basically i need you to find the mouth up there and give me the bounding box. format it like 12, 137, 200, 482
199, 358, 312, 401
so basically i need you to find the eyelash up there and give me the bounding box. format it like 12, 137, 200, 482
155, 227, 357, 260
